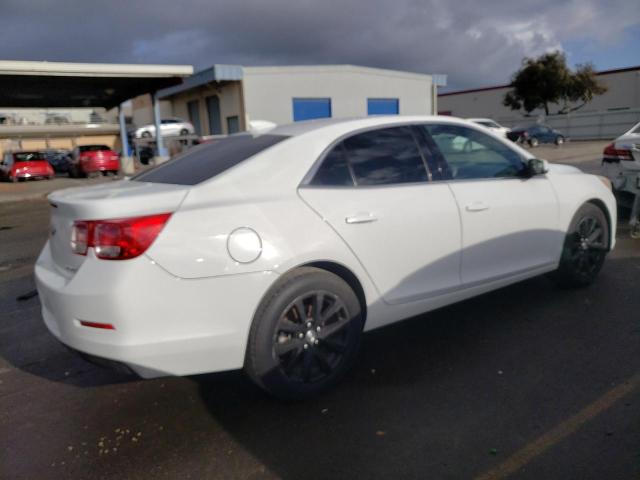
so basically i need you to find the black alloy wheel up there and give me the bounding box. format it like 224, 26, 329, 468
274, 290, 351, 384
245, 267, 363, 400
552, 203, 609, 287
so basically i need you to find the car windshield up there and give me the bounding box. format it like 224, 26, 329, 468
132, 134, 289, 185
14, 152, 45, 162
79, 145, 111, 152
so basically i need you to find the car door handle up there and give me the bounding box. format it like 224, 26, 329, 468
345, 213, 378, 224
465, 202, 489, 212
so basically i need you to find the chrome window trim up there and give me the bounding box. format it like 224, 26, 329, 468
299, 120, 529, 189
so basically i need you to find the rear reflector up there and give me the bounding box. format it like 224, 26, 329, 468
80, 320, 115, 330
71, 213, 172, 260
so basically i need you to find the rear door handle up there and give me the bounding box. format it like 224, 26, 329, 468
345, 212, 378, 224
465, 202, 489, 212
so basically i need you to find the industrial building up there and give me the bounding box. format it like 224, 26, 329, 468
0, 60, 193, 169
438, 65, 640, 139
133, 64, 445, 135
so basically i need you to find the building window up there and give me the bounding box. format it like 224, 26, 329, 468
227, 116, 240, 134
187, 100, 202, 135
206, 95, 222, 135
292, 98, 332, 122
367, 98, 399, 115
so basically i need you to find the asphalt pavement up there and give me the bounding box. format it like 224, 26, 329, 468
1, 141, 639, 479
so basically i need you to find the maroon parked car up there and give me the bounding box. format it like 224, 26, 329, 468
69, 145, 120, 177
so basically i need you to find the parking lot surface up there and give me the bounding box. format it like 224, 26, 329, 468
1, 141, 639, 479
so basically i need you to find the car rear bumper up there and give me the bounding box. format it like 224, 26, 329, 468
35, 241, 278, 378
81, 159, 120, 172
15, 171, 51, 179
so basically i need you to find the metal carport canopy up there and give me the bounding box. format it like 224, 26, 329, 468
0, 60, 193, 108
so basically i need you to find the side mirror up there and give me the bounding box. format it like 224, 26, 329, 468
525, 158, 549, 177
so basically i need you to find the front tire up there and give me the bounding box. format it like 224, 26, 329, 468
551, 203, 609, 288
528, 137, 539, 147
245, 267, 363, 400
555, 136, 564, 145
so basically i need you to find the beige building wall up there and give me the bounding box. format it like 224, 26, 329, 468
242, 65, 433, 125
0, 134, 118, 157
169, 81, 244, 135
131, 94, 173, 127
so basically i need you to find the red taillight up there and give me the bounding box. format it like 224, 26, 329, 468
71, 213, 172, 260
603, 143, 632, 161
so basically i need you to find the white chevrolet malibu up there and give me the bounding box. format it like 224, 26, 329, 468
36, 116, 616, 399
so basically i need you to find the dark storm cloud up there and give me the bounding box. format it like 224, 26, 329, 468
0, 0, 637, 88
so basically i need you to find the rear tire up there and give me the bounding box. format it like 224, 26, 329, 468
555, 136, 565, 146
550, 203, 609, 288
529, 137, 539, 147
141, 131, 151, 138
245, 267, 363, 400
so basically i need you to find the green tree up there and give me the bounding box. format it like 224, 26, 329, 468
503, 52, 607, 115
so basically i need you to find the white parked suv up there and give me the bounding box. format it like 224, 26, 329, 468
601, 121, 640, 237
36, 116, 616, 399
133, 118, 195, 139
467, 118, 510, 138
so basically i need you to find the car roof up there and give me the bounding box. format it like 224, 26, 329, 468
467, 118, 494, 122
265, 115, 470, 138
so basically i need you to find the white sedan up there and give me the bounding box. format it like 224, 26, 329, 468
133, 118, 195, 139
36, 116, 616, 399
467, 118, 511, 138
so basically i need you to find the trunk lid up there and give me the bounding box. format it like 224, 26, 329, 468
15, 160, 51, 176
47, 180, 190, 273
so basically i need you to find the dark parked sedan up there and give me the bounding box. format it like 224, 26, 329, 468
507, 124, 565, 147
42, 149, 72, 174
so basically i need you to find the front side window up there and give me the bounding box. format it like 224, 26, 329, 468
422, 124, 525, 180
342, 127, 429, 186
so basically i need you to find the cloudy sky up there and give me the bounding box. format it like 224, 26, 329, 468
0, 0, 638, 90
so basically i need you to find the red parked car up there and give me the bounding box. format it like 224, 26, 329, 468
69, 145, 120, 177
1, 151, 54, 182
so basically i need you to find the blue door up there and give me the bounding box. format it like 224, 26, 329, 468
293, 98, 332, 122
187, 100, 202, 136
367, 98, 399, 115
206, 95, 222, 134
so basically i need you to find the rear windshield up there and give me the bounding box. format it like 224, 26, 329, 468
79, 145, 111, 152
14, 152, 45, 162
132, 134, 289, 185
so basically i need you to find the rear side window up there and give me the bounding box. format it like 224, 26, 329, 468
342, 127, 428, 186
310, 144, 354, 186
79, 145, 111, 152
133, 134, 289, 185
14, 152, 45, 162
